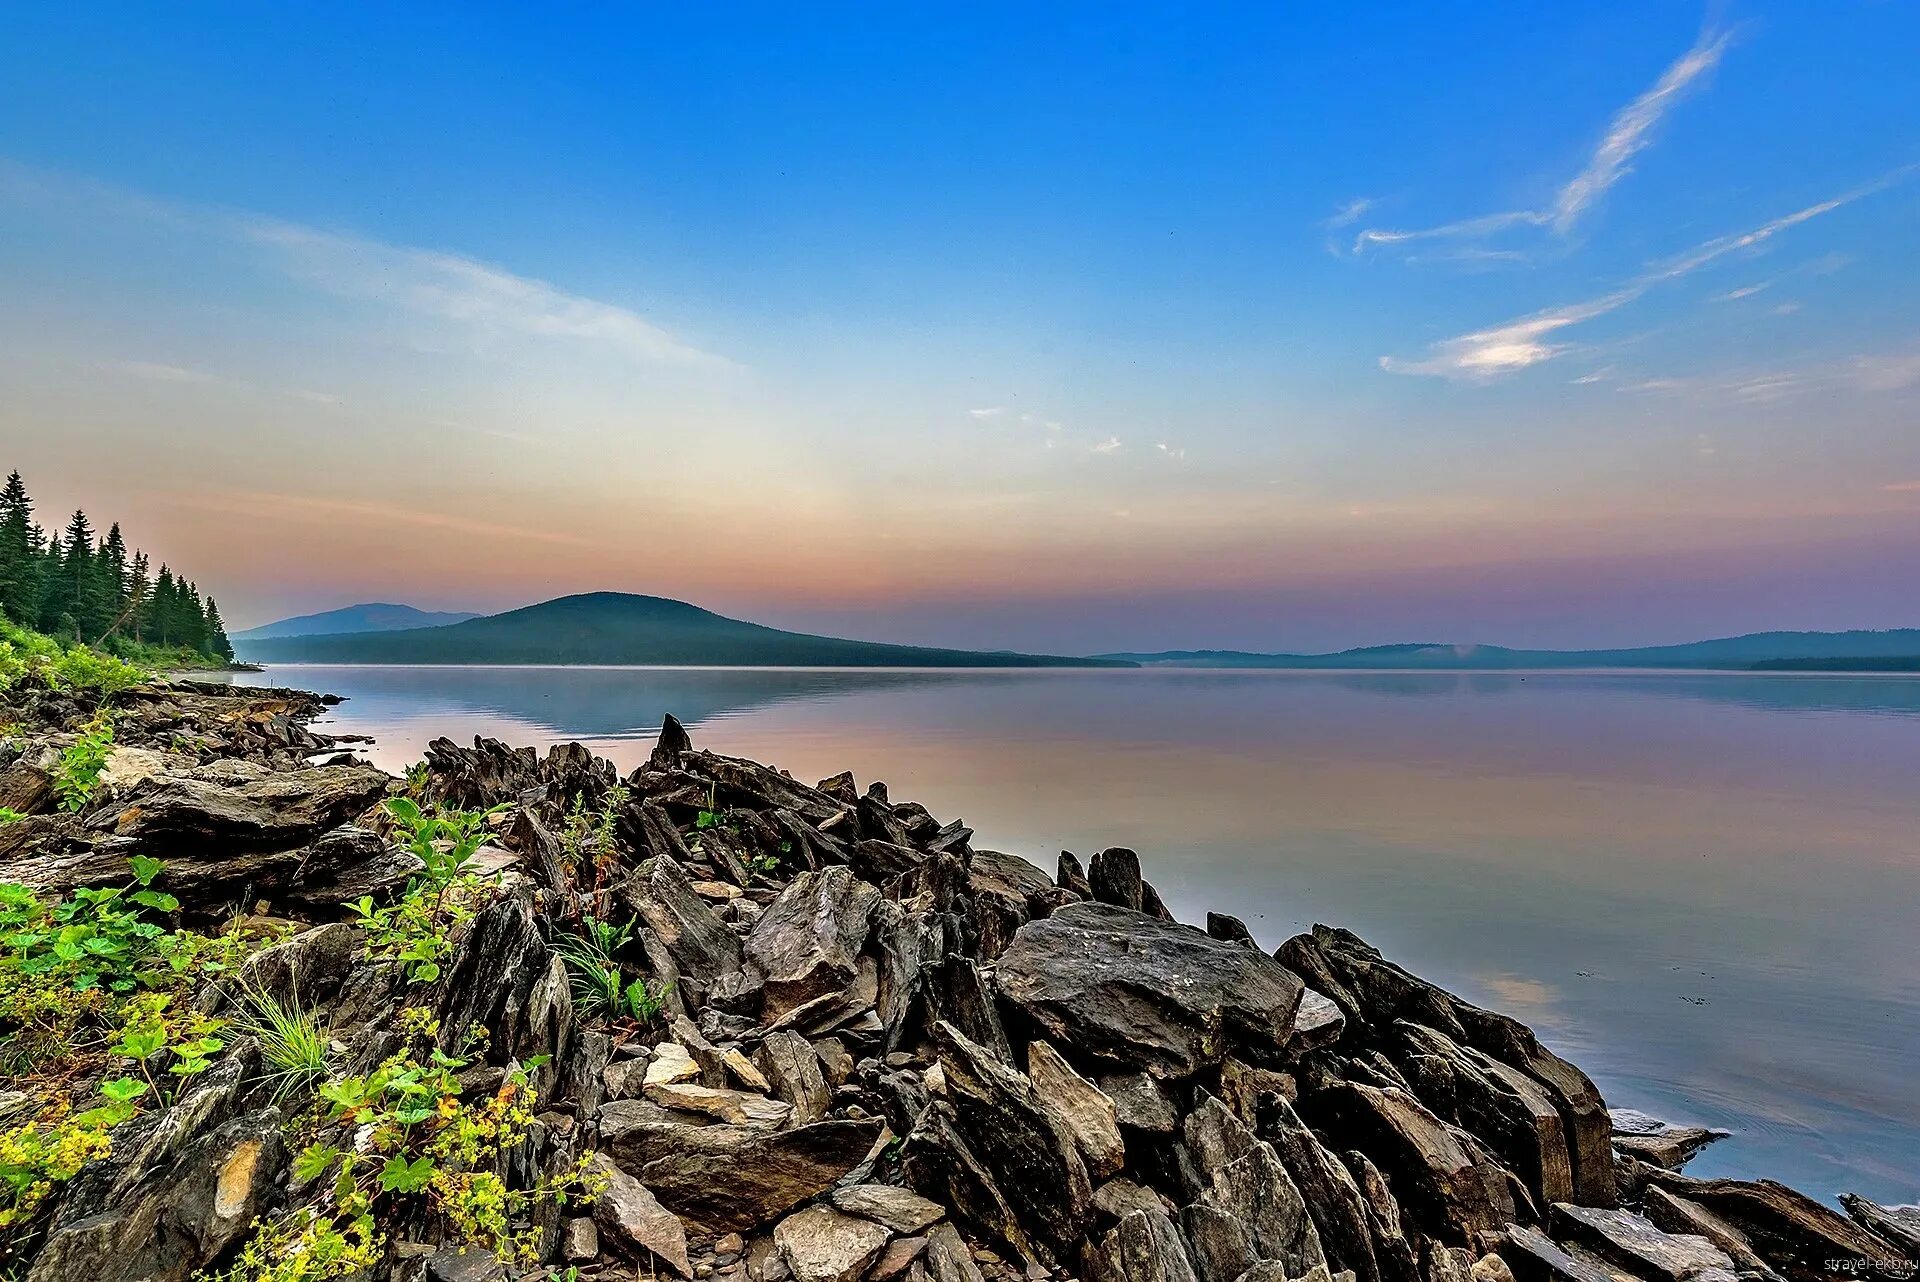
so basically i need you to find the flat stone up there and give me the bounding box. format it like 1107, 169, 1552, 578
829, 1183, 946, 1234
1551, 1203, 1737, 1282
724, 1047, 774, 1093
1609, 1109, 1728, 1171
772, 1206, 891, 1282
647, 1043, 702, 1086
644, 1081, 793, 1129
870, 1236, 930, 1282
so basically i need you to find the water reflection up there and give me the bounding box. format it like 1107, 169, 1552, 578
235, 665, 1920, 1202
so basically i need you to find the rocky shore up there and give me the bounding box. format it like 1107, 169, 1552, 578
1, 678, 1915, 1282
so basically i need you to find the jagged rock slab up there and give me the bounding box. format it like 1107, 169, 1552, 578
642, 1080, 793, 1128
1498, 1224, 1633, 1282
774, 1205, 893, 1282
1280, 926, 1616, 1209
935, 1020, 1094, 1261
1841, 1194, 1920, 1255
1550, 1204, 1737, 1281
597, 1108, 882, 1233
830, 1183, 946, 1234
997, 901, 1306, 1078
1608, 1110, 1728, 1171
1259, 1095, 1382, 1282
618, 852, 746, 987
590, 1153, 692, 1277
1178, 1095, 1326, 1278
1641, 1187, 1781, 1280
1304, 1082, 1516, 1247
746, 866, 880, 1021
1027, 1038, 1126, 1179
1086, 1208, 1201, 1282
1641, 1172, 1901, 1282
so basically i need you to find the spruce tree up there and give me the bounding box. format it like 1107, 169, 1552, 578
0, 471, 36, 623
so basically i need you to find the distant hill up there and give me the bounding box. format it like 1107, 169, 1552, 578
233, 592, 1133, 668
1098, 630, 1920, 671
232, 603, 483, 641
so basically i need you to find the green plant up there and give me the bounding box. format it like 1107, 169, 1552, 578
695, 781, 724, 830
0, 856, 177, 998
349, 798, 504, 984
233, 988, 329, 1102
53, 712, 114, 812
227, 1020, 602, 1277
112, 991, 227, 1099
0, 809, 23, 826
549, 916, 671, 1024
0, 1079, 149, 1255
402, 760, 429, 798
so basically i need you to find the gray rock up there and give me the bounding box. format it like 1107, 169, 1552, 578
1289, 990, 1346, 1055
1642, 1188, 1781, 1280
1841, 1194, 1920, 1256
1086, 1209, 1200, 1282
643, 1080, 793, 1129
590, 1152, 692, 1277
1098, 1070, 1180, 1134
997, 902, 1306, 1078
424, 1248, 505, 1282
746, 867, 882, 1021
1259, 1095, 1381, 1282
1550, 1203, 1737, 1282
1179, 1096, 1326, 1278
935, 1020, 1094, 1261
925, 1223, 988, 1282
773, 1205, 892, 1282
830, 1183, 947, 1234
1088, 847, 1146, 910
1094, 1179, 1174, 1222
1608, 1109, 1729, 1172
872, 1236, 931, 1281
619, 852, 746, 987
1026, 1040, 1125, 1179
562, 1216, 601, 1262
758, 1029, 834, 1125
598, 1111, 883, 1233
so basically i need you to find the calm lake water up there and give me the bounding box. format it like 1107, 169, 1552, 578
239, 664, 1920, 1202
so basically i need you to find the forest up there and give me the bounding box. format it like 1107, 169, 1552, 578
0, 469, 232, 662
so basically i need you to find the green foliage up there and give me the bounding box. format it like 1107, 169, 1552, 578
0, 809, 22, 827
53, 712, 115, 811
349, 798, 504, 984
0, 856, 174, 999
220, 1017, 603, 1278
233, 988, 329, 1103
0, 1082, 150, 1253
111, 991, 227, 1097
695, 781, 724, 830
550, 915, 672, 1025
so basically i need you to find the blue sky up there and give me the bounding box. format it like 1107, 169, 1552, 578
1, 3, 1917, 650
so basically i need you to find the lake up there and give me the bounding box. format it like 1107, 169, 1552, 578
235, 664, 1920, 1202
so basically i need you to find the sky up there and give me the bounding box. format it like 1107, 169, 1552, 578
1, 3, 1917, 653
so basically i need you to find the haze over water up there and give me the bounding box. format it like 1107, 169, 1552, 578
248, 663, 1920, 1203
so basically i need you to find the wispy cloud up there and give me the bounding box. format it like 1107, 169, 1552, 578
1381, 172, 1907, 380
288, 388, 342, 406
1089, 436, 1123, 455
174, 489, 592, 546
967, 406, 1006, 419
1154, 441, 1186, 461
115, 360, 214, 384
1352, 29, 1728, 256
1324, 197, 1377, 229
1853, 347, 1920, 392
1883, 480, 1920, 493
237, 217, 727, 369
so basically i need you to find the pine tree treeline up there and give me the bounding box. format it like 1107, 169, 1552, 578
0, 469, 233, 662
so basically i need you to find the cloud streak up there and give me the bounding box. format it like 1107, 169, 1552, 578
1381, 172, 1908, 380
1352, 29, 1728, 256
237, 217, 727, 368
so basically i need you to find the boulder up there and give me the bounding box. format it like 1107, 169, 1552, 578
1088, 847, 1146, 910
997, 902, 1306, 1078
1639, 1172, 1899, 1282
589, 1153, 692, 1277
597, 1110, 882, 1233
746, 867, 881, 1021
1258, 1095, 1382, 1282
1178, 1096, 1326, 1278
773, 1205, 892, 1282
1497, 1225, 1625, 1282
902, 1101, 1038, 1266
925, 1222, 989, 1282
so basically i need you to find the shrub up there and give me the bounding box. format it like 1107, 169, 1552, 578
349, 798, 504, 984
53, 713, 114, 812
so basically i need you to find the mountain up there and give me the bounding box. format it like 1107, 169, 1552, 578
232, 603, 482, 641
233, 591, 1133, 668
1098, 630, 1920, 671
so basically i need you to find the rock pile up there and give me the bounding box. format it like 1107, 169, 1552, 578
1, 682, 1912, 1282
